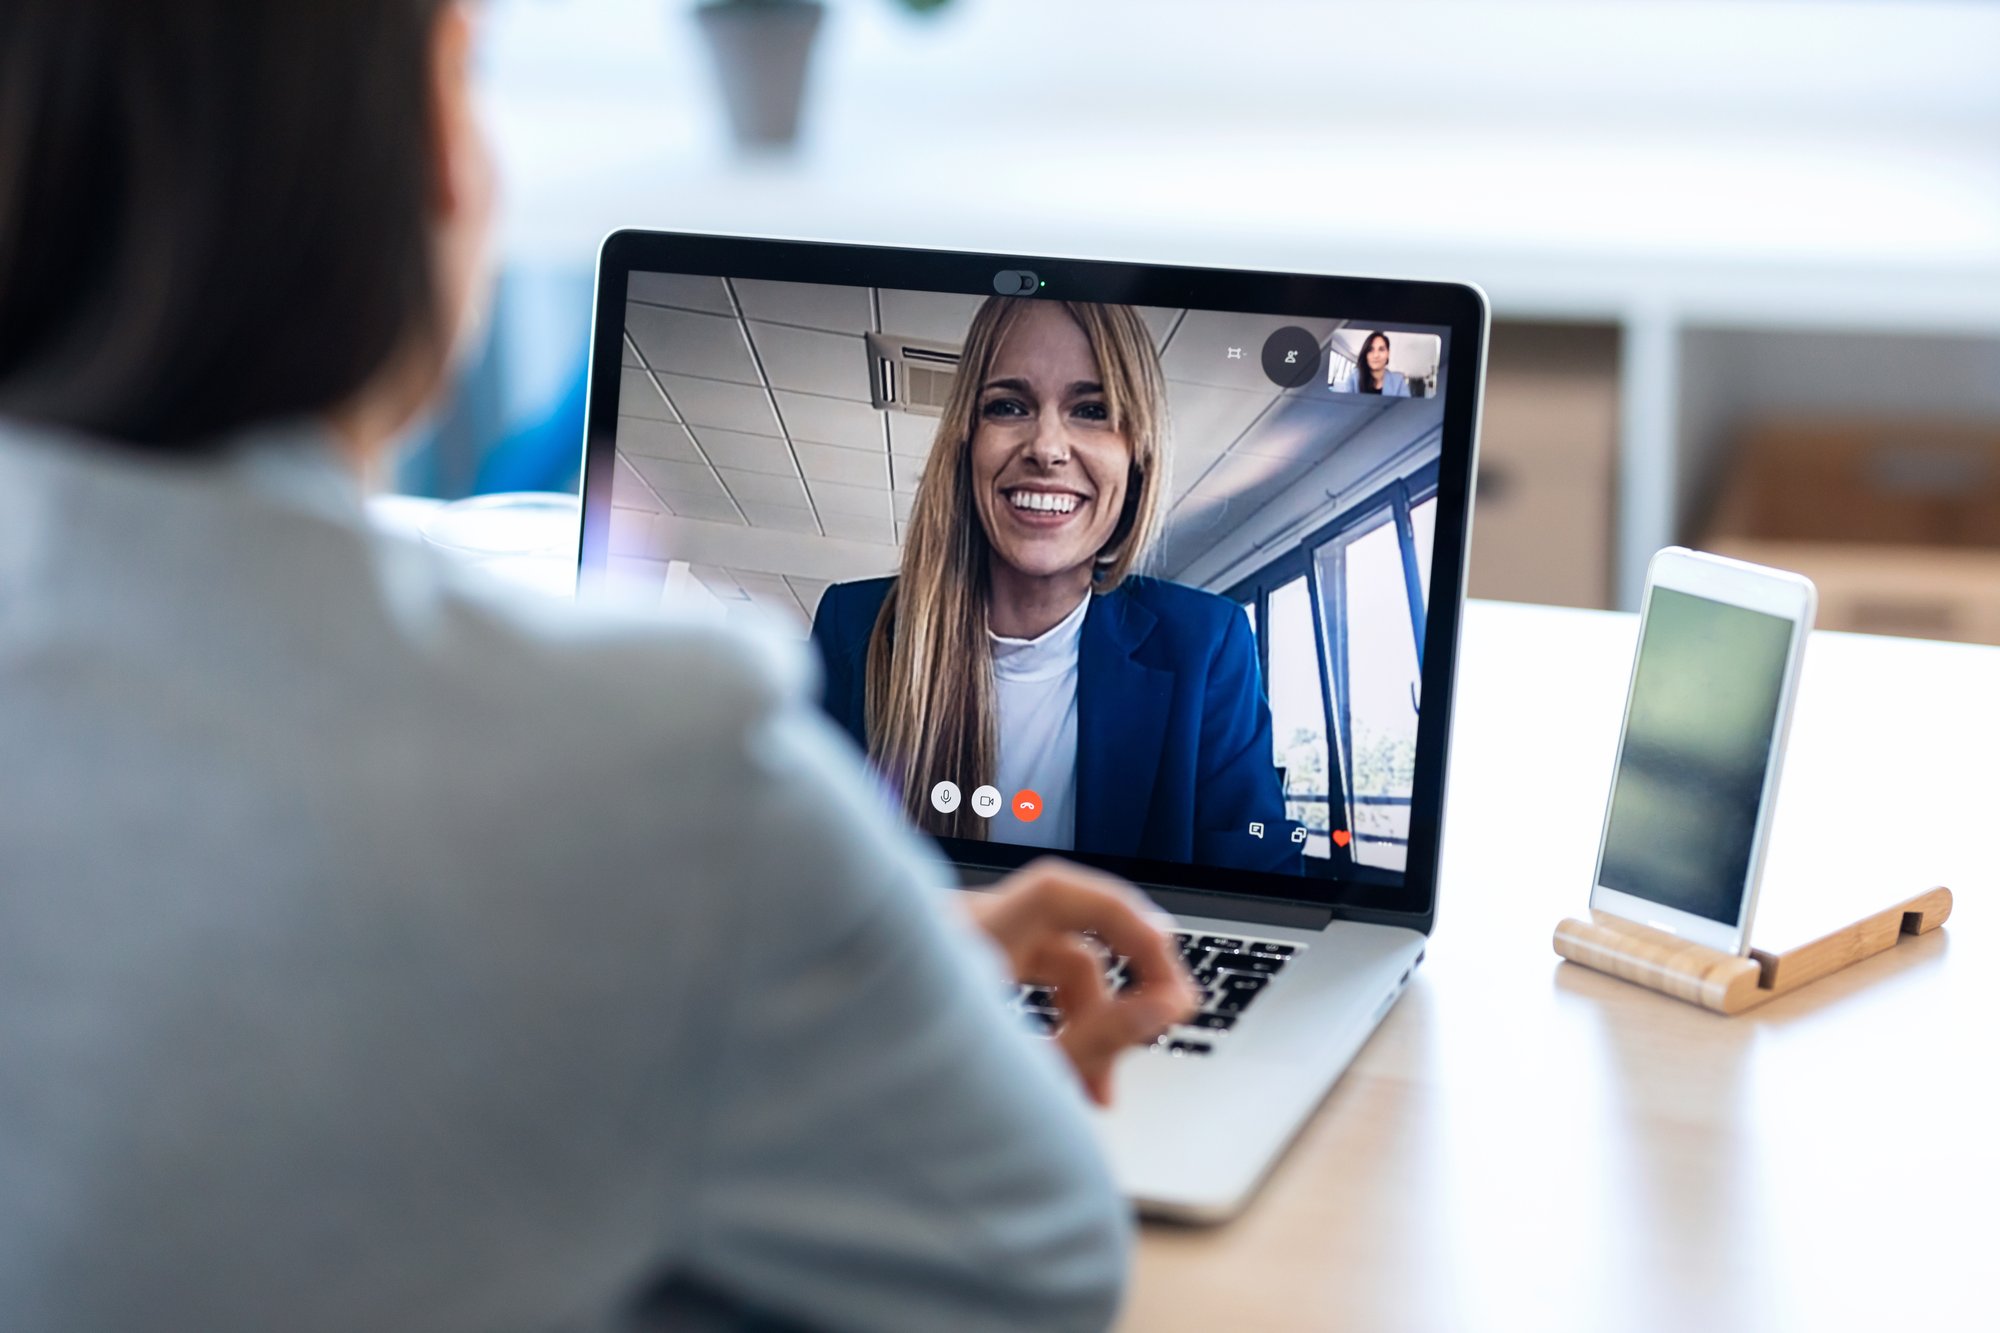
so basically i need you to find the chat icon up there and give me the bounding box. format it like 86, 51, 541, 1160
1248, 822, 1264, 839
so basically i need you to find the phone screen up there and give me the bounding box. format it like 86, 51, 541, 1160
1598, 587, 1797, 926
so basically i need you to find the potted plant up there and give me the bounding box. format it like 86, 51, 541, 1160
694, 0, 954, 150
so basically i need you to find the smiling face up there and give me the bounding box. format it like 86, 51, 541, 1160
968, 302, 1133, 582
1365, 334, 1391, 375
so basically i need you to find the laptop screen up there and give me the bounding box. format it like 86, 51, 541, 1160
587, 245, 1473, 911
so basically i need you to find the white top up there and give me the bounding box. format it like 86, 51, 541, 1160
0, 420, 1127, 1333
989, 593, 1090, 852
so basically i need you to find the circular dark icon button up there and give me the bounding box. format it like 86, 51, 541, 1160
1261, 326, 1321, 389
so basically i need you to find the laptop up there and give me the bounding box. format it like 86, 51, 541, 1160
577, 232, 1486, 1222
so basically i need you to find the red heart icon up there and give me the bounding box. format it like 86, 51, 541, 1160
1331, 829, 1352, 848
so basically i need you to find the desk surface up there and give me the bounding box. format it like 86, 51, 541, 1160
1121, 600, 1997, 1332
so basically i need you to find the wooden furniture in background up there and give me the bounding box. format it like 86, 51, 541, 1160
1552, 887, 1953, 1015
1118, 602, 1994, 1333
1468, 322, 1621, 610
1703, 419, 2000, 645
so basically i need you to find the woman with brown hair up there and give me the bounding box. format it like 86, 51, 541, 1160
0, 4, 1193, 1329
1334, 330, 1413, 396
813, 297, 1301, 875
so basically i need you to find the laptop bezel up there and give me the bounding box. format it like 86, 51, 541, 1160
580, 230, 1486, 936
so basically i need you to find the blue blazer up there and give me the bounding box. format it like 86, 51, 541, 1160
1335, 368, 1412, 397
810, 576, 1304, 876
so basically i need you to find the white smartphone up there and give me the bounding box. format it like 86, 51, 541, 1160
1589, 547, 1817, 956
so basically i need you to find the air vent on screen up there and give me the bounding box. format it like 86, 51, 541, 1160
866, 332, 961, 416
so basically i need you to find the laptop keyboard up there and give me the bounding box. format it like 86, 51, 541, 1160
1010, 929, 1303, 1057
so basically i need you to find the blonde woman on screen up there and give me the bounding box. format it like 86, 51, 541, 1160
812, 296, 1302, 875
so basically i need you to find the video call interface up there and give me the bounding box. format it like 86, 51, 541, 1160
603, 272, 1454, 885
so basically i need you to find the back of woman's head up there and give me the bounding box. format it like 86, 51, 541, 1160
0, 0, 452, 450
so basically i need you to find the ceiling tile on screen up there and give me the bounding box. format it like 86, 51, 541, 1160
617, 418, 701, 462
610, 457, 663, 511
774, 390, 887, 450
1169, 384, 1276, 458
887, 412, 942, 458
627, 273, 735, 315
656, 491, 745, 524
1232, 395, 1380, 461
732, 279, 874, 335
785, 575, 831, 614
736, 502, 823, 534
619, 368, 678, 422
795, 442, 889, 488
807, 479, 893, 520
608, 507, 659, 556
629, 455, 725, 500
651, 374, 782, 437
693, 428, 799, 477
877, 289, 985, 345
1137, 306, 1184, 348
747, 322, 871, 401
890, 453, 926, 493
626, 303, 761, 385
717, 468, 812, 508
818, 511, 896, 545
690, 563, 747, 598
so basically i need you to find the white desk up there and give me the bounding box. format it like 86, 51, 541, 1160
1121, 599, 1997, 1331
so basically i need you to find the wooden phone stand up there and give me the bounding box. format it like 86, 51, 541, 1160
1552, 887, 1953, 1014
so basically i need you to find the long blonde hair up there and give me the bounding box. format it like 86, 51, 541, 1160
864, 297, 1169, 838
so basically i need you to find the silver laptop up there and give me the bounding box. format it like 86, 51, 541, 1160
578, 232, 1486, 1222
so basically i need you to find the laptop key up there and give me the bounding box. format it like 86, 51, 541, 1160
1212, 951, 1283, 975
1168, 1039, 1213, 1056
1197, 935, 1245, 952
1189, 1012, 1237, 1031
1244, 940, 1296, 958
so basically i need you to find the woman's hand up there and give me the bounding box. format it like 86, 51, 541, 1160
962, 858, 1200, 1106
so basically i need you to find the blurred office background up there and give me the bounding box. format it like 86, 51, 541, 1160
421, 0, 2000, 640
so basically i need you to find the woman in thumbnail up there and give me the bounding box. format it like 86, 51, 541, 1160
1336, 330, 1412, 396
812, 296, 1302, 875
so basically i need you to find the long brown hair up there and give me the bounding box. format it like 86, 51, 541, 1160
1355, 331, 1391, 393
864, 297, 1169, 838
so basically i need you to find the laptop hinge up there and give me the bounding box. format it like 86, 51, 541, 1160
954, 864, 1336, 931
1133, 883, 1337, 931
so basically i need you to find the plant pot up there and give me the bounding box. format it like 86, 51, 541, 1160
693, 0, 827, 151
